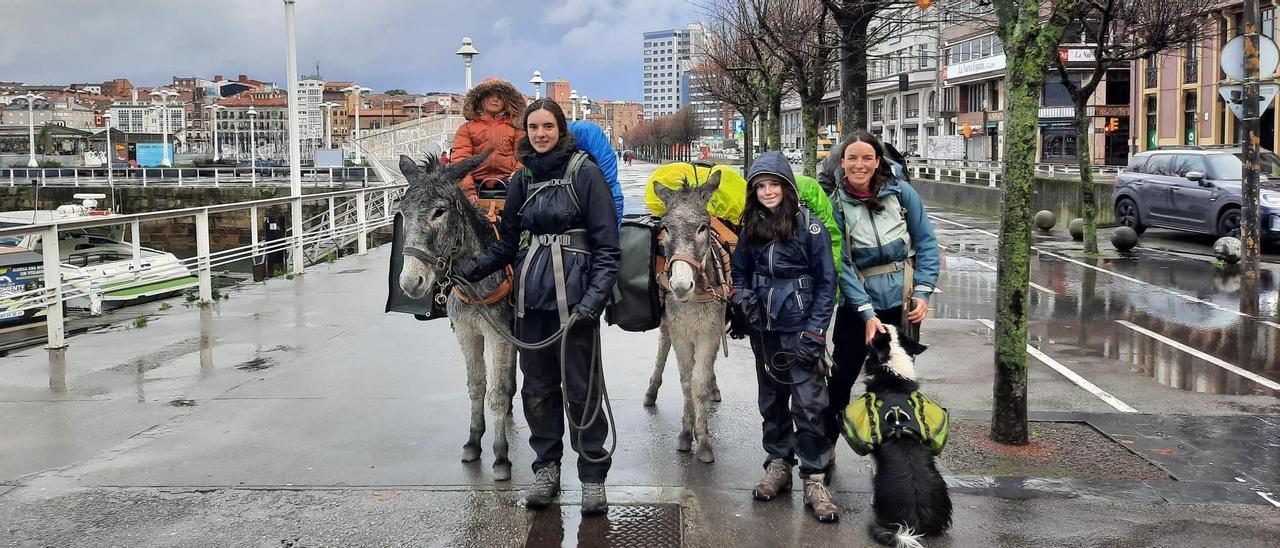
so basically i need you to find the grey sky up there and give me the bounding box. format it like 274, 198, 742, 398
0, 0, 700, 100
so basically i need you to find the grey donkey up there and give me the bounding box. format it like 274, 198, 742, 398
646, 173, 728, 463
396, 153, 517, 481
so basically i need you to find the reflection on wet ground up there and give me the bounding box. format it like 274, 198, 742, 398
524, 503, 682, 548
935, 246, 1280, 396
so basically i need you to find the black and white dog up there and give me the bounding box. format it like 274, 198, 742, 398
863, 325, 952, 548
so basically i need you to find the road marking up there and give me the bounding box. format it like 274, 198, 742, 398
977, 319, 1138, 413
1259, 492, 1280, 507
1116, 320, 1280, 391
930, 213, 1279, 331
939, 244, 1055, 295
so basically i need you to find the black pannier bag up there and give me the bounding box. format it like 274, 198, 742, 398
385, 212, 449, 320
606, 213, 663, 332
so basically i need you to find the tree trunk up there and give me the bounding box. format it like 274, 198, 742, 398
1073, 101, 1099, 255
838, 16, 871, 133
802, 102, 820, 177
742, 109, 756, 171
991, 47, 1040, 447
768, 95, 782, 150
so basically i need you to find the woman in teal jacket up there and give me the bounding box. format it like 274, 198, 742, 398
823, 130, 940, 467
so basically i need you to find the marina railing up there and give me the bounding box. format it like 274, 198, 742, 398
1, 166, 374, 188
0, 183, 404, 349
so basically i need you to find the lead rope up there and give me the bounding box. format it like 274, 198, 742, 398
449, 274, 617, 463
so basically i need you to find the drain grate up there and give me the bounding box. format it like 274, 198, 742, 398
524, 503, 681, 548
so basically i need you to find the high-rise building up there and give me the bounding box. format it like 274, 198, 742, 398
297, 79, 325, 143
642, 23, 705, 119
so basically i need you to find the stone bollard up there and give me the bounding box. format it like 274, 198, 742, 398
1069, 218, 1085, 241
1111, 226, 1138, 252
1034, 210, 1056, 231
1213, 237, 1243, 264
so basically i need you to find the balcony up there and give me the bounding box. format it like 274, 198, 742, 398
1145, 67, 1158, 89
872, 113, 883, 123
905, 108, 920, 119
1183, 61, 1198, 84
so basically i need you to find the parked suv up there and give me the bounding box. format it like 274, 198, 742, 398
1113, 145, 1280, 240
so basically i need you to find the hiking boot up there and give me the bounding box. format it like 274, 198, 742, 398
803, 474, 840, 523
752, 458, 793, 501
523, 464, 560, 509
581, 482, 608, 515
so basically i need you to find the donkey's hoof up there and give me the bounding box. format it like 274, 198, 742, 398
696, 445, 715, 463
493, 461, 512, 482
461, 444, 482, 463
643, 392, 658, 407
676, 432, 693, 452
709, 389, 722, 403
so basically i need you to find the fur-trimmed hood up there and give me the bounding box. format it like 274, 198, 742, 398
462, 78, 526, 126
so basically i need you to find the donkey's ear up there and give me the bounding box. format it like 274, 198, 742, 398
653, 180, 674, 204
444, 149, 493, 183
700, 171, 722, 200
399, 154, 426, 183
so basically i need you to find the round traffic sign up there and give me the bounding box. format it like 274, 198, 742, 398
1220, 35, 1280, 82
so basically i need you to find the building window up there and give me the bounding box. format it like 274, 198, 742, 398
1145, 95, 1158, 149
928, 91, 938, 116
904, 94, 920, 119
1184, 40, 1199, 84
1183, 91, 1197, 144
872, 99, 883, 122
919, 44, 929, 68
1144, 54, 1158, 89
965, 84, 984, 112
889, 97, 898, 120
1042, 130, 1078, 162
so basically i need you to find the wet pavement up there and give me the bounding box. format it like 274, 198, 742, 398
0, 160, 1277, 545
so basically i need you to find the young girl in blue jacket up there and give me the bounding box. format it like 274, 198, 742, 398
729, 151, 840, 523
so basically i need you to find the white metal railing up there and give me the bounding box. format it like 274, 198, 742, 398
910, 159, 1121, 187
2, 166, 374, 188
0, 183, 404, 349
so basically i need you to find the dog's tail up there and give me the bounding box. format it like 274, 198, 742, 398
868, 520, 925, 548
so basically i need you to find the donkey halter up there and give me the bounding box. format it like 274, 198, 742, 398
659, 223, 731, 303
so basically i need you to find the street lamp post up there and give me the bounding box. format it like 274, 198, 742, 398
456, 37, 479, 91
341, 84, 371, 164
319, 102, 338, 149
17, 92, 45, 167
103, 111, 114, 197
149, 89, 177, 167
248, 106, 258, 186
283, 0, 304, 275
530, 70, 545, 99
569, 89, 579, 121
581, 96, 590, 119
209, 104, 225, 161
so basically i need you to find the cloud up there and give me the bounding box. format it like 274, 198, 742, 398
0, 0, 698, 101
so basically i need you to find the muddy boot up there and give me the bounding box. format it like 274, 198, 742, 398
581, 482, 608, 515
752, 458, 793, 501
803, 474, 840, 523
523, 464, 560, 509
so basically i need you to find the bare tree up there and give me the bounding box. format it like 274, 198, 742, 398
751, 0, 837, 176
1050, 0, 1217, 254
699, 12, 770, 169
701, 0, 789, 150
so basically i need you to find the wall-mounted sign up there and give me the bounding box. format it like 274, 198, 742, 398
1058, 48, 1096, 63
943, 54, 1006, 81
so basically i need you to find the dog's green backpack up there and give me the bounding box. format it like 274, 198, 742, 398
842, 391, 950, 456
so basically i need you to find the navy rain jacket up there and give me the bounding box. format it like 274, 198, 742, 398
730, 151, 836, 335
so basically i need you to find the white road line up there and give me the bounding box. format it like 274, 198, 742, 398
931, 213, 1279, 331
1116, 320, 1280, 391
977, 319, 1139, 413
1258, 492, 1280, 507
940, 244, 1055, 295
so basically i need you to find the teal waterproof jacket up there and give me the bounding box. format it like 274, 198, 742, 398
832, 177, 940, 321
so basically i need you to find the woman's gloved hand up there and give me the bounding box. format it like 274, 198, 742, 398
797, 330, 826, 365
726, 305, 750, 339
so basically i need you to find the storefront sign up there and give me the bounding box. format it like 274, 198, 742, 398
1058, 48, 1095, 63
943, 54, 1006, 81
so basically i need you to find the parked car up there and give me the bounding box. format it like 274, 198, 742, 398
782, 148, 802, 163
1113, 145, 1280, 240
